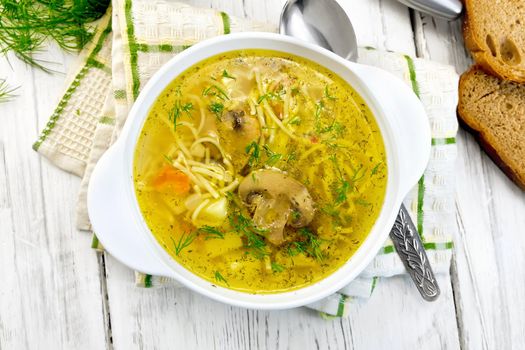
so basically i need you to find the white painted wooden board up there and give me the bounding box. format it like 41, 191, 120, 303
1, 0, 524, 349
413, 13, 525, 350
0, 47, 108, 349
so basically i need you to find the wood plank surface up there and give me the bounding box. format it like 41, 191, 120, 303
0, 46, 108, 349
413, 13, 525, 350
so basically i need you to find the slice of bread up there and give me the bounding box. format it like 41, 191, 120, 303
458, 66, 525, 190
463, 1, 525, 83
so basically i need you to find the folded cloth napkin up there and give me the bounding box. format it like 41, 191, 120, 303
33, 0, 458, 317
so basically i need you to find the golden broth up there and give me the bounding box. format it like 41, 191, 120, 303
134, 50, 387, 293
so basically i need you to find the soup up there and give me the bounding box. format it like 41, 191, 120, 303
134, 50, 387, 293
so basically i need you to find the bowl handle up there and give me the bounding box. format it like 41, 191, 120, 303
350, 63, 431, 199
87, 143, 174, 277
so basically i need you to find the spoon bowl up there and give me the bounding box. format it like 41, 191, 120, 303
279, 0, 358, 61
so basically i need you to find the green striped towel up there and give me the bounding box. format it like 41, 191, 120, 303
33, 0, 458, 317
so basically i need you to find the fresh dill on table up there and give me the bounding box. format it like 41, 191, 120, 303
0, 0, 110, 71
0, 78, 18, 103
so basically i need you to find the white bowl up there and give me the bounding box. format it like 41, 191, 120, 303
87, 32, 430, 310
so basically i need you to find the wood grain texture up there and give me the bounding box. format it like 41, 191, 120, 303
0, 46, 107, 349
413, 12, 525, 350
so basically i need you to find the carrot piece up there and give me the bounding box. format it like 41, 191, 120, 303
152, 165, 191, 195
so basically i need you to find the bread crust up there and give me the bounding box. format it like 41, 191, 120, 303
462, 0, 525, 83
457, 67, 525, 190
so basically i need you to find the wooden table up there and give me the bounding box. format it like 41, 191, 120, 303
1, 0, 524, 348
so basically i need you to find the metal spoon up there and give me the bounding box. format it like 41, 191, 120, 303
280, 0, 440, 301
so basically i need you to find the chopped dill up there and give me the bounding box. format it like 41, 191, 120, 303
329, 155, 353, 205
0, 78, 18, 103
324, 85, 336, 100
334, 179, 351, 205
163, 154, 174, 163
222, 70, 236, 80
286, 228, 324, 261
198, 225, 225, 240
371, 161, 382, 175
208, 101, 224, 120
263, 145, 282, 166
214, 271, 229, 286
257, 91, 281, 104
297, 227, 324, 261
291, 87, 300, 96
168, 100, 193, 130
228, 211, 268, 259
202, 84, 229, 100
171, 231, 198, 255
315, 101, 324, 119
355, 198, 371, 207
287, 115, 301, 125
271, 262, 285, 273
245, 141, 260, 167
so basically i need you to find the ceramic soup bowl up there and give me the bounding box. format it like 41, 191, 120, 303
87, 32, 430, 309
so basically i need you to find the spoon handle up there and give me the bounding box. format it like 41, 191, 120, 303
389, 204, 440, 301
396, 0, 462, 20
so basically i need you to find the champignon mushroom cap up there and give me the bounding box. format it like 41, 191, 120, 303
238, 169, 316, 244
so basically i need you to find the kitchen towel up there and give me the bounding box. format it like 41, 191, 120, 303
33, 0, 458, 317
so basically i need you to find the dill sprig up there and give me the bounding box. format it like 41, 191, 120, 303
198, 225, 225, 240
221, 69, 236, 80
228, 211, 269, 259
208, 101, 224, 120
271, 262, 285, 273
0, 78, 18, 103
287, 227, 325, 261
214, 271, 229, 286
262, 144, 282, 166
168, 100, 193, 130
245, 141, 260, 167
202, 84, 229, 100
0, 0, 110, 70
171, 231, 198, 255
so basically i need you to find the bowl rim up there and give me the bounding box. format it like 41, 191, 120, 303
116, 32, 405, 309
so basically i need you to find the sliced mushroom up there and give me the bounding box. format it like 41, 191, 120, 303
238, 169, 316, 245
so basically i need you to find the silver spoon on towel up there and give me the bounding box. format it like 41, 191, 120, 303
280, 0, 440, 301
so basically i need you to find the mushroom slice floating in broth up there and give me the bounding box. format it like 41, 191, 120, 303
238, 169, 316, 245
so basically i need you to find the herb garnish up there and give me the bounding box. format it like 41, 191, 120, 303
214, 271, 229, 286
171, 231, 198, 255
287, 116, 301, 125
198, 225, 225, 240
228, 211, 268, 259
208, 101, 224, 120
222, 70, 236, 80
271, 262, 285, 273
329, 155, 351, 205
245, 141, 260, 167
355, 198, 371, 207
286, 228, 325, 261
203, 84, 230, 100
257, 91, 281, 104
263, 145, 282, 166
371, 162, 382, 175
168, 100, 193, 130
324, 85, 336, 100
